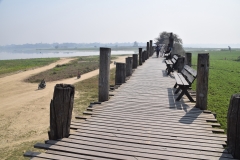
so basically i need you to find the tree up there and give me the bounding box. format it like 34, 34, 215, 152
155, 31, 185, 55
133, 41, 138, 47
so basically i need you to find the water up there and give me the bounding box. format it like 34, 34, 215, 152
0, 50, 136, 60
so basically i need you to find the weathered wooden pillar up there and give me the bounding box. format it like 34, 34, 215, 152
139, 48, 142, 65
169, 32, 174, 58
48, 84, 75, 140
150, 40, 152, 57
98, 47, 111, 102
142, 51, 146, 63
227, 94, 240, 159
146, 42, 149, 60
169, 32, 174, 48
115, 62, 126, 85
185, 52, 192, 66
126, 57, 133, 77
195, 53, 209, 110
177, 57, 185, 72
132, 54, 138, 69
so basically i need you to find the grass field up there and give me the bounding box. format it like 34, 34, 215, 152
0, 58, 59, 77
26, 56, 117, 83
191, 50, 240, 132
74, 68, 116, 115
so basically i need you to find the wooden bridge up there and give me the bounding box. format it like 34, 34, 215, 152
25, 54, 235, 159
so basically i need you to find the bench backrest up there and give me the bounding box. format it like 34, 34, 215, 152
173, 55, 178, 60
171, 57, 177, 64
181, 65, 197, 84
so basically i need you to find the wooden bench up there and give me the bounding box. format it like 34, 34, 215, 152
173, 65, 197, 102
165, 55, 178, 75
164, 50, 171, 60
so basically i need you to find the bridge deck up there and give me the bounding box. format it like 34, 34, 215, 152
26, 56, 234, 160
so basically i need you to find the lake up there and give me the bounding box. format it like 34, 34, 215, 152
0, 50, 137, 60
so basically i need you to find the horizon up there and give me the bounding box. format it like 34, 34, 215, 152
0, 0, 240, 46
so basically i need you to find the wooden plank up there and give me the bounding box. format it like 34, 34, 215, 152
72, 125, 223, 148
71, 122, 226, 145
46, 150, 113, 160
84, 116, 219, 129
71, 123, 226, 138
184, 65, 197, 77
56, 138, 231, 160
34, 143, 138, 160
24, 151, 82, 160
46, 140, 195, 160
71, 131, 226, 153
65, 136, 232, 158
77, 115, 218, 127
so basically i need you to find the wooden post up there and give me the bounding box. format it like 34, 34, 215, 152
169, 32, 174, 48
150, 40, 152, 57
146, 42, 149, 60
177, 57, 185, 72
142, 50, 146, 63
227, 94, 240, 159
196, 53, 209, 110
139, 48, 142, 65
169, 32, 174, 58
132, 54, 138, 69
48, 84, 75, 140
126, 57, 133, 77
115, 62, 126, 85
185, 52, 192, 66
98, 47, 111, 102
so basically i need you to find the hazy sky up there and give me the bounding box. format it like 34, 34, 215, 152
0, 0, 239, 46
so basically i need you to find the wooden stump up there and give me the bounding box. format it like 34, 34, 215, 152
177, 57, 185, 73
227, 94, 240, 159
48, 84, 75, 140
132, 54, 138, 69
196, 53, 209, 110
139, 48, 142, 65
115, 63, 126, 85
185, 52, 192, 66
98, 47, 111, 102
126, 57, 133, 77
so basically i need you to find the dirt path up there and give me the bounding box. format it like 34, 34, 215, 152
0, 56, 127, 150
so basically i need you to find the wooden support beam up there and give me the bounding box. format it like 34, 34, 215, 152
98, 47, 111, 102
126, 57, 133, 77
196, 53, 209, 110
139, 48, 142, 65
115, 62, 126, 85
185, 52, 192, 66
132, 54, 138, 69
227, 94, 240, 159
146, 42, 149, 60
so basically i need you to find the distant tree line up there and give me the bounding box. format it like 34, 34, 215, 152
0, 42, 145, 50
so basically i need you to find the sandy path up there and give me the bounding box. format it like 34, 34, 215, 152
0, 56, 127, 149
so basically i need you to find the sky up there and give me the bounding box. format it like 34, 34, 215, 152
0, 0, 240, 46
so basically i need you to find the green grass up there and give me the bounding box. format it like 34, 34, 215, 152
0, 140, 45, 160
0, 58, 59, 77
26, 56, 117, 83
191, 50, 240, 133
73, 68, 116, 115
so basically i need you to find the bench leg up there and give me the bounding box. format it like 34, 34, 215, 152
173, 83, 177, 88
176, 86, 195, 102
184, 89, 195, 102
174, 87, 181, 94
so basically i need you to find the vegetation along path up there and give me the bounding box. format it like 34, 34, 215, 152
0, 56, 127, 158
29, 55, 233, 159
